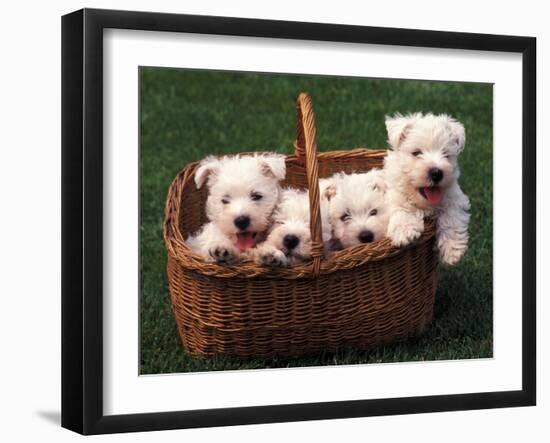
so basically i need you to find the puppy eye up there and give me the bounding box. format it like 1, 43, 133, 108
251, 192, 263, 201
340, 211, 351, 222
369, 209, 378, 216
412, 150, 422, 157
221, 197, 230, 204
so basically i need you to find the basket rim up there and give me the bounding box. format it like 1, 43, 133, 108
163, 148, 437, 280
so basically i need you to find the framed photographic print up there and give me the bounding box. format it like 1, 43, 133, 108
62, 8, 536, 435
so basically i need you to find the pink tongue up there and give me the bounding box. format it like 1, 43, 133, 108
424, 187, 442, 205
235, 233, 256, 252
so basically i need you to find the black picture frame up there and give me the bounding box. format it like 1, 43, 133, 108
61, 8, 536, 435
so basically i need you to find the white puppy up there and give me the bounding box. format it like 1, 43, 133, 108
252, 188, 332, 266
383, 113, 470, 265
322, 169, 390, 249
186, 153, 286, 263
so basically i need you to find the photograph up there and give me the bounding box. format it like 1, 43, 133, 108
140, 67, 493, 375
58, 6, 537, 436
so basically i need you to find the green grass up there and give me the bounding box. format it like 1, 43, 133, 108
139, 67, 493, 374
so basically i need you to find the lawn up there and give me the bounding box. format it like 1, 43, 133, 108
139, 67, 493, 374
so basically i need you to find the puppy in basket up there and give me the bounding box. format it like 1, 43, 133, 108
321, 169, 390, 249
251, 187, 332, 266
383, 113, 470, 265
186, 153, 286, 264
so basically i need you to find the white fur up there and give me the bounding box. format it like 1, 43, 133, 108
383, 113, 470, 265
186, 153, 286, 263
252, 188, 332, 266
321, 169, 390, 249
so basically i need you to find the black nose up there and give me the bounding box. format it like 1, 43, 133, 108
234, 215, 250, 230
358, 230, 374, 243
283, 234, 300, 250
429, 167, 443, 184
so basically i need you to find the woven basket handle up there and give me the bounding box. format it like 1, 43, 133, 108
294, 92, 323, 275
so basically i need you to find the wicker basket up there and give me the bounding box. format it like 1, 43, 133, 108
163, 93, 438, 359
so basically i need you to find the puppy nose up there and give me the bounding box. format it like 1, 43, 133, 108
234, 215, 250, 230
429, 167, 443, 184
358, 230, 374, 243
283, 234, 300, 250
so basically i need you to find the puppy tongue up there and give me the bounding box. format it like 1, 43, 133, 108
424, 186, 442, 205
235, 233, 256, 252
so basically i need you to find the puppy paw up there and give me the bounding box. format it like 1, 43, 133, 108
389, 220, 424, 247
438, 240, 467, 266
207, 243, 240, 264
254, 245, 289, 267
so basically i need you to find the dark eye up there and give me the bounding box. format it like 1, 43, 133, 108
369, 209, 378, 216
340, 211, 351, 222
412, 150, 422, 157
221, 197, 230, 204
251, 192, 263, 201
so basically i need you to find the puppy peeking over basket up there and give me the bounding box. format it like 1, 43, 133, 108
185, 113, 470, 268
186, 153, 286, 264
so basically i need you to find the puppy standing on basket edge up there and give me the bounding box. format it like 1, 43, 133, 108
383, 113, 471, 265
186, 153, 286, 264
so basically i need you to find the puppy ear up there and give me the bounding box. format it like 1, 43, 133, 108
194, 156, 220, 189
385, 114, 415, 149
369, 169, 387, 194
323, 184, 337, 201
259, 155, 286, 181
446, 118, 466, 153
371, 178, 387, 194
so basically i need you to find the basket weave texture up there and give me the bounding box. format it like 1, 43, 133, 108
163, 93, 438, 358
